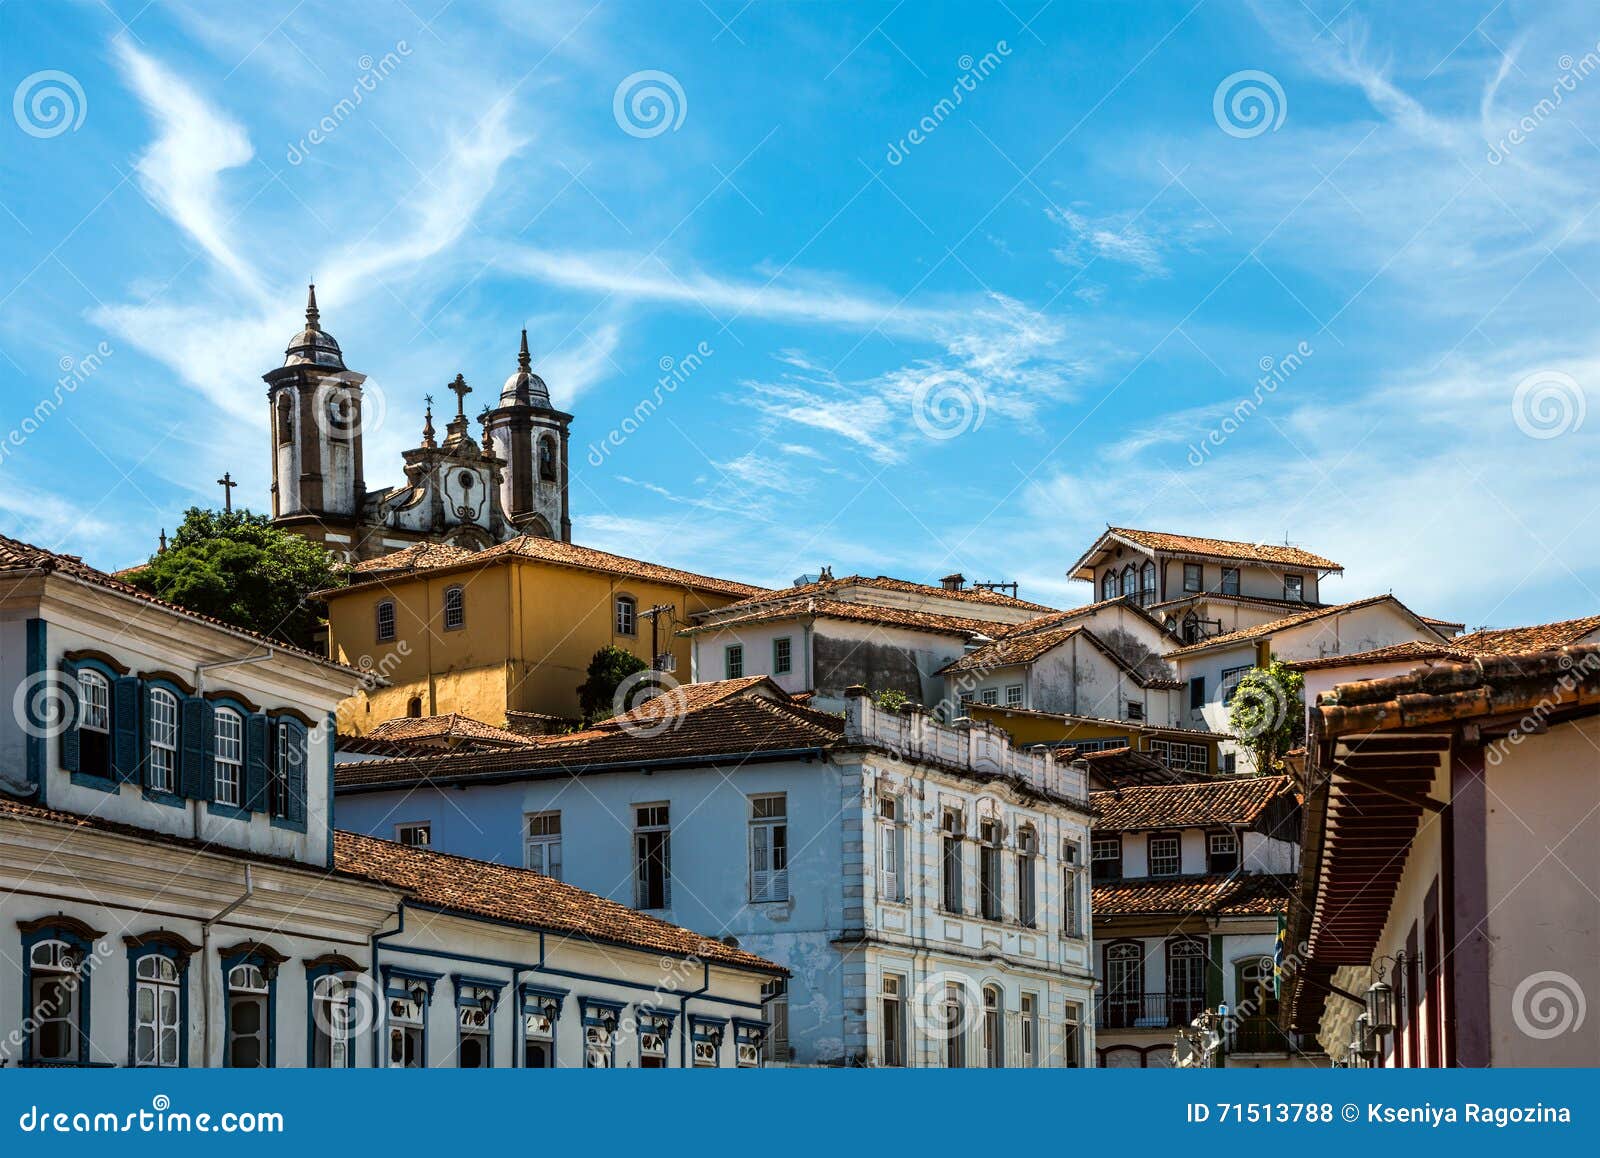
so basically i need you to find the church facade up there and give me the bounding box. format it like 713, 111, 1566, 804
266, 288, 572, 562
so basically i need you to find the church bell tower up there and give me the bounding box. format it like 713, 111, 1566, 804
482, 329, 572, 541
263, 285, 367, 527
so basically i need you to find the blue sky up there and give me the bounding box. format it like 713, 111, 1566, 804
2, 0, 1599, 628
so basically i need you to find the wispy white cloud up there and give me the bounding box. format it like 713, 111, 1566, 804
1047, 204, 1170, 276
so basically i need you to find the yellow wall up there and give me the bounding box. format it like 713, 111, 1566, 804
326, 559, 747, 733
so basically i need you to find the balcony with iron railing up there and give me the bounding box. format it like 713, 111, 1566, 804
1227, 1019, 1302, 1056
1096, 991, 1208, 1031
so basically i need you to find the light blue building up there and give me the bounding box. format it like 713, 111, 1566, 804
336, 680, 1099, 1066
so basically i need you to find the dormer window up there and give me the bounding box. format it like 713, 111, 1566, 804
1147, 833, 1181, 877
1284, 573, 1304, 602
1138, 561, 1156, 606
1101, 570, 1116, 600
1091, 835, 1122, 882
1120, 563, 1137, 600
1208, 831, 1239, 872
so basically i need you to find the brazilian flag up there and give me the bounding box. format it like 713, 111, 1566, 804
1273, 917, 1287, 998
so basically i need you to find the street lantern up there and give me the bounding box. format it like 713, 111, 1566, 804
1356, 1013, 1379, 1063
1365, 976, 1395, 1036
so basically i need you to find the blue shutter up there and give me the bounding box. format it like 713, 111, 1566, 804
58, 659, 80, 773
244, 714, 269, 812
181, 697, 212, 799
284, 718, 309, 824
138, 681, 155, 789
112, 676, 140, 782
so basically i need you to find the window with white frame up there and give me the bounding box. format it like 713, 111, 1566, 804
1220, 567, 1240, 595
227, 965, 269, 1069
133, 955, 181, 1068
147, 688, 179, 793
634, 804, 671, 909
387, 995, 424, 1068
880, 974, 905, 1067
1208, 830, 1239, 872
943, 983, 966, 1068
376, 600, 396, 642
1016, 824, 1038, 927
213, 708, 243, 806
639, 1020, 668, 1068
1091, 834, 1122, 882
982, 986, 1004, 1068
1220, 665, 1250, 704
762, 980, 789, 1064
443, 586, 465, 630
773, 636, 792, 674
941, 808, 965, 914
1138, 561, 1156, 606
980, 687, 999, 706
1062, 1001, 1083, 1068
1062, 839, 1085, 938
749, 794, 789, 902
1183, 563, 1203, 593
523, 1010, 554, 1068
1148, 833, 1181, 877
1005, 684, 1023, 707
614, 595, 636, 636
979, 818, 1003, 921
458, 1005, 490, 1068
29, 940, 82, 1063
525, 811, 562, 879
585, 1025, 613, 1069
878, 795, 904, 903
396, 822, 431, 847
724, 645, 743, 679
311, 974, 350, 1068
1020, 993, 1037, 1067
1149, 738, 1210, 775
1284, 573, 1305, 601
77, 669, 111, 777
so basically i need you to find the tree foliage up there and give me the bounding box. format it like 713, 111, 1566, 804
129, 507, 345, 652
1226, 658, 1306, 774
576, 645, 649, 722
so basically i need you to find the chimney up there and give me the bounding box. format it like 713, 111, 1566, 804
941, 573, 965, 591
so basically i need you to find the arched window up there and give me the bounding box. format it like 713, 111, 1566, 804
77, 667, 111, 777
1182, 611, 1201, 644
133, 955, 182, 1068
147, 687, 179, 794
213, 708, 243, 807
539, 437, 557, 482
406, 695, 423, 719
28, 939, 83, 1063
1120, 564, 1137, 602
1168, 939, 1209, 1025
1139, 561, 1156, 606
443, 586, 465, 630
1102, 570, 1116, 600
614, 595, 637, 636
275, 393, 294, 444
1104, 942, 1144, 1029
1015, 824, 1037, 927
376, 600, 396, 642
226, 964, 270, 1068
311, 973, 352, 1068
982, 986, 1004, 1068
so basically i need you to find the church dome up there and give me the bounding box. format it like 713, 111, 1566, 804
283, 284, 347, 370
500, 329, 551, 406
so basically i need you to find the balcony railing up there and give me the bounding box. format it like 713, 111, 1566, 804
1096, 991, 1207, 1030
1227, 1020, 1300, 1056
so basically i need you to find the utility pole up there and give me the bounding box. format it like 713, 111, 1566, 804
639, 603, 676, 671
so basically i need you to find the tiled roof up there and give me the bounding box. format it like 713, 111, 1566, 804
1105, 528, 1342, 571
333, 534, 765, 600
1091, 775, 1294, 831
1150, 592, 1324, 615
1093, 871, 1297, 918
1164, 595, 1434, 657
333, 831, 781, 973
1449, 614, 1600, 655
1286, 640, 1475, 672
1079, 747, 1221, 791
336, 693, 844, 790
964, 703, 1227, 739
718, 574, 1054, 613
366, 713, 533, 747
587, 676, 781, 732
939, 623, 1088, 674
0, 533, 355, 674
687, 596, 996, 638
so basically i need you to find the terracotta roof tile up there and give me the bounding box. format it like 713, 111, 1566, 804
1093, 871, 1297, 918
1286, 640, 1475, 672
1105, 528, 1342, 571
1091, 775, 1294, 831
1449, 614, 1600, 655
688, 596, 997, 638
719, 574, 1054, 613
587, 676, 781, 732
335, 534, 765, 600
366, 713, 533, 747
0, 532, 355, 674
333, 831, 782, 973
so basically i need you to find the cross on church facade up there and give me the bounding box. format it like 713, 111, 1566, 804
448, 373, 472, 416
217, 471, 238, 513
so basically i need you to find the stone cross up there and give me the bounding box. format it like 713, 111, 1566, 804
448, 374, 472, 417
217, 471, 238, 513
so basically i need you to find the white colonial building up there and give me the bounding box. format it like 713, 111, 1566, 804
335, 679, 1099, 1067
0, 533, 780, 1069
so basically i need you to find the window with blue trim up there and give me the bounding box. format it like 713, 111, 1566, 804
637, 1008, 675, 1068
19, 916, 103, 1067
126, 932, 196, 1068
213, 707, 243, 807
146, 688, 179, 794
520, 985, 565, 1069
221, 942, 283, 1069
306, 957, 362, 1068
581, 999, 623, 1069
734, 1019, 766, 1068
690, 1018, 725, 1067
74, 668, 111, 778
452, 976, 503, 1069
382, 969, 438, 1069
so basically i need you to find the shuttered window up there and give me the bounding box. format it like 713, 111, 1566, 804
749, 794, 788, 902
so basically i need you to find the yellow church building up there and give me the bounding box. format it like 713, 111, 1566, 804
320, 536, 765, 733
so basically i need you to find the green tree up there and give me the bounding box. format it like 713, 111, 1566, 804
1226, 658, 1306, 774
872, 689, 912, 712
576, 645, 649, 722
130, 507, 345, 652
